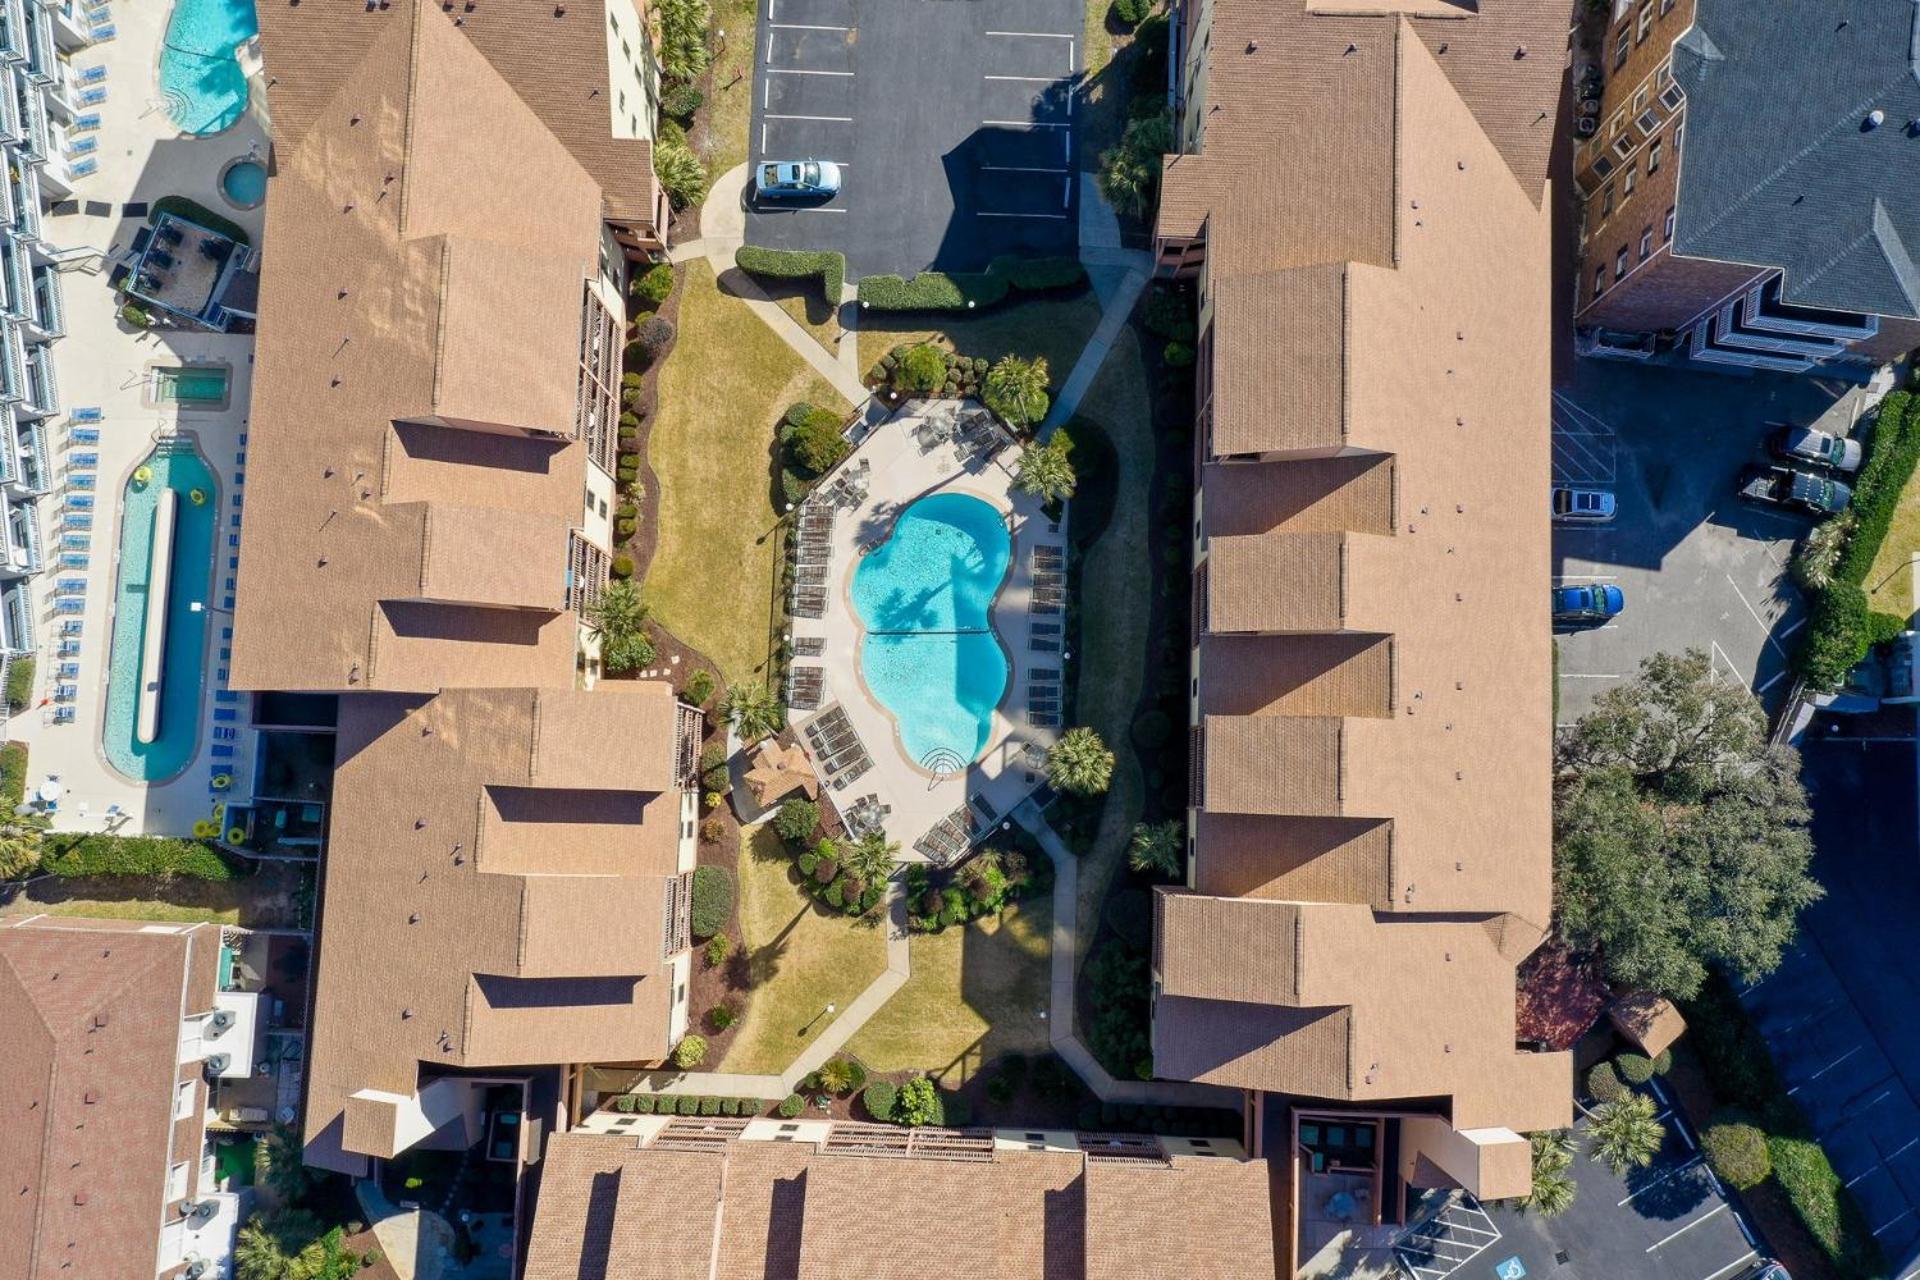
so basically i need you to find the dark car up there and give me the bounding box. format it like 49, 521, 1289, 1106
1553, 582, 1623, 624
1737, 463, 1853, 516
1768, 423, 1862, 473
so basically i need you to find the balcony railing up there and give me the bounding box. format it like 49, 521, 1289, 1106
0, 0, 28, 66
9, 162, 38, 244
16, 75, 46, 164
18, 416, 45, 492
21, 1, 52, 86
0, 236, 24, 320
29, 260, 56, 335
2, 578, 31, 650
22, 340, 54, 417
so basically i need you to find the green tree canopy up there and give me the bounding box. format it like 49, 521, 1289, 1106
722, 680, 784, 742
586, 579, 654, 674
1554, 649, 1821, 1000
842, 829, 899, 889
1014, 433, 1076, 505
985, 355, 1052, 430
1589, 1093, 1665, 1175
1048, 727, 1114, 796
1126, 820, 1184, 880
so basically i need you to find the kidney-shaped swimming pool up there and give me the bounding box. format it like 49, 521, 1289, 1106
851, 492, 1010, 769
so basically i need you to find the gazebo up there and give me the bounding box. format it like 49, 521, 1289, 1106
744, 738, 818, 807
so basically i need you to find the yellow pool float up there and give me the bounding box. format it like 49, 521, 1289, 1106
188, 488, 207, 506
132, 465, 152, 486
225, 826, 246, 845
211, 772, 232, 791
191, 819, 215, 839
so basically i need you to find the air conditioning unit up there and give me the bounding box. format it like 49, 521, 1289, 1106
207, 1009, 236, 1036
184, 1258, 208, 1280
202, 1053, 230, 1077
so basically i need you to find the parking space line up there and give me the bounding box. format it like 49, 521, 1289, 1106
986, 29, 1075, 37
985, 74, 1059, 81
769, 21, 852, 29
1846, 1163, 1890, 1188
1804, 1043, 1864, 1083
765, 113, 854, 121
765, 67, 855, 75
1619, 1154, 1702, 1205
981, 165, 1070, 174
984, 119, 1071, 129
1724, 573, 1789, 656
1702, 1252, 1759, 1280
978, 211, 1070, 220
1757, 670, 1787, 694
1646, 1203, 1728, 1252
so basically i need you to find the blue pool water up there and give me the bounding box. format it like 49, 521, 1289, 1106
103, 442, 217, 781
221, 160, 266, 208
159, 0, 259, 136
851, 492, 1010, 767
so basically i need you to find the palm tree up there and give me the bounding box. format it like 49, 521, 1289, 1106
586, 580, 654, 674
1098, 110, 1174, 218
1589, 1093, 1665, 1174
654, 134, 709, 208
722, 679, 784, 742
252, 1121, 312, 1206
1524, 1130, 1577, 1216
818, 1058, 858, 1094
1127, 820, 1184, 879
0, 810, 48, 880
234, 1219, 292, 1280
842, 830, 898, 888
984, 355, 1052, 430
1048, 727, 1114, 796
1014, 435, 1076, 505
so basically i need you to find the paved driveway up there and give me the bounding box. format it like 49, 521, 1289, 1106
1740, 730, 1920, 1278
1551, 359, 1862, 721
744, 0, 1080, 279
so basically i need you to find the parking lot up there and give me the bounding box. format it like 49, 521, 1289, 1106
1552, 358, 1866, 721
744, 0, 1080, 279
1741, 731, 1920, 1279
1466, 1080, 1767, 1280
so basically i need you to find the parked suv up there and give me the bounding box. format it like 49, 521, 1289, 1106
1768, 423, 1862, 473
1736, 463, 1853, 516
1552, 582, 1623, 624
1552, 485, 1616, 523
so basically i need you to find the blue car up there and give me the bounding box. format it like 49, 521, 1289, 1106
1552, 582, 1623, 624
754, 159, 842, 199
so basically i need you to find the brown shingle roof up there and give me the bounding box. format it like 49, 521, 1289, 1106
0, 918, 218, 1280
302, 685, 685, 1170
525, 1132, 1278, 1280
234, 0, 612, 693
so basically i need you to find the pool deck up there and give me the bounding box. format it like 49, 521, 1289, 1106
3, 1, 265, 836
788, 399, 1064, 863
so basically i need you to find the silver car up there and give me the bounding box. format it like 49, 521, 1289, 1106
1769, 423, 1862, 473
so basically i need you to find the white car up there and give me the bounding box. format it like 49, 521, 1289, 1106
1551, 485, 1616, 523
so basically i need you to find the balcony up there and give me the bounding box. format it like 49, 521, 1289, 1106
0, 235, 26, 320
17, 416, 46, 492
10, 159, 39, 243
27, 259, 57, 335
21, 1, 53, 87
16, 74, 47, 164
0, 0, 26, 65
20, 340, 55, 418
2, 578, 31, 650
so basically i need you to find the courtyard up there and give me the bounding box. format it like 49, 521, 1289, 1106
784, 396, 1063, 863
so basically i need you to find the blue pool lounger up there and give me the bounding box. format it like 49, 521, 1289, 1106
76, 66, 106, 85
70, 113, 100, 133
87, 25, 115, 43
70, 158, 97, 177
53, 707, 74, 724
66, 137, 97, 158
76, 87, 105, 107
68, 452, 97, 469
70, 407, 103, 423
70, 429, 99, 445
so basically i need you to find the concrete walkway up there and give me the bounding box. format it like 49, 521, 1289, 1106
1039, 262, 1149, 435
1016, 798, 1239, 1108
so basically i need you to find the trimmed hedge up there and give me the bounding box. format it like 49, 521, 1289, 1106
779, 1094, 805, 1118
858, 255, 1087, 312
1684, 976, 1886, 1278
5, 654, 32, 710
1616, 1052, 1657, 1085
861, 1081, 897, 1122
1587, 1060, 1627, 1104
42, 834, 239, 881
690, 866, 733, 938
0, 741, 25, 814
1797, 389, 1920, 690
1702, 1119, 1771, 1190
152, 195, 250, 248
734, 245, 846, 308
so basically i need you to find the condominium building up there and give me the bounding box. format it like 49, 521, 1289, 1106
1155, 0, 1572, 1268
0, 0, 97, 662
0, 916, 252, 1280
524, 1126, 1278, 1280
1573, 0, 1920, 372
230, 0, 699, 1181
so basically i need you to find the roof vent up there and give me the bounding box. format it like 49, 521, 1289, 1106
1245, 38, 1257, 52
209, 1009, 236, 1035
1865, 109, 1886, 131
203, 1053, 230, 1076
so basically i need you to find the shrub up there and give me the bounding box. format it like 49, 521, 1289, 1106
1586, 1060, 1627, 1104
631, 1094, 655, 1114
813, 857, 838, 883
690, 866, 733, 938
633, 316, 677, 366
673, 1034, 708, 1069
857, 256, 1086, 312
898, 343, 950, 392
1001, 255, 1086, 292
1703, 1119, 1771, 1189
684, 669, 716, 706
1110, 0, 1155, 27
120, 301, 151, 328
704, 933, 732, 967
661, 82, 704, 121
707, 1002, 737, 1031
1650, 1048, 1673, 1075
861, 1081, 897, 1122
632, 263, 675, 306
779, 1094, 805, 1118
610, 554, 635, 579
985, 1075, 1013, 1104
698, 1096, 720, 1116
818, 1058, 863, 1094
774, 798, 821, 845
893, 1077, 942, 1126
676, 1094, 700, 1115
0, 741, 27, 814
823, 878, 845, 908
719, 1097, 740, 1116
787, 411, 849, 474
1616, 1052, 1657, 1085
735, 245, 847, 308
614, 1093, 637, 1112
1142, 289, 1196, 341
41, 834, 238, 881
797, 850, 820, 877
4, 656, 32, 711
1163, 341, 1195, 368
654, 133, 708, 208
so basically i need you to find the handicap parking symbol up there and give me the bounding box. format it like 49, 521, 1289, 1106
1493, 1259, 1527, 1280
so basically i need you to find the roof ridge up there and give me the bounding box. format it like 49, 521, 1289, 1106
1872, 196, 1920, 311
398, 0, 423, 235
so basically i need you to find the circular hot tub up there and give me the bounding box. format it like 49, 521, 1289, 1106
218, 158, 266, 210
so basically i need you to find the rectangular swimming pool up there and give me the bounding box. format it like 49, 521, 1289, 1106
152, 365, 230, 406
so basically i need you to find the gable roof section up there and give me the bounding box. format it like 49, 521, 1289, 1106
1672, 0, 1920, 318
302, 684, 685, 1171
0, 919, 217, 1280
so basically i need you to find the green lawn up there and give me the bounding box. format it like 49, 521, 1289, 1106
1064, 325, 1156, 928
647, 260, 849, 687
703, 0, 760, 179
845, 899, 1053, 1087
856, 293, 1106, 395
0, 861, 314, 929
1864, 466, 1920, 619
765, 280, 841, 356
718, 827, 888, 1076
